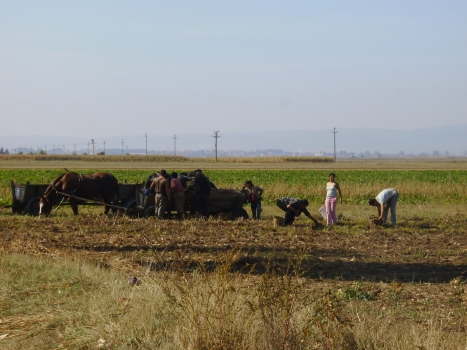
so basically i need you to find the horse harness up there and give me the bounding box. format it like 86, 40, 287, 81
75, 173, 116, 197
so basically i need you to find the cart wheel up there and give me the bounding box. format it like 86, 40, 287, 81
126, 200, 137, 209
144, 206, 156, 218
27, 196, 41, 216
121, 197, 137, 208
231, 208, 249, 220
122, 201, 138, 217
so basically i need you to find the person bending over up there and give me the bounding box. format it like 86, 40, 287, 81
276, 197, 321, 227
369, 188, 399, 227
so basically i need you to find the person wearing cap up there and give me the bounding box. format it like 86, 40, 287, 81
170, 172, 185, 220
150, 169, 171, 218
242, 180, 264, 220
276, 197, 322, 227
369, 188, 399, 227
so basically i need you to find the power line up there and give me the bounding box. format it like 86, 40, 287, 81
144, 133, 148, 155
173, 134, 177, 156
332, 127, 338, 162
213, 131, 220, 161
91, 139, 95, 155
121, 139, 124, 155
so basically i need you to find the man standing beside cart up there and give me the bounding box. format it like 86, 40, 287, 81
170, 172, 185, 220
186, 171, 211, 219
150, 170, 171, 218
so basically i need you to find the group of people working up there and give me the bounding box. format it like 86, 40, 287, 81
148, 170, 399, 227
245, 173, 399, 228
148, 169, 212, 220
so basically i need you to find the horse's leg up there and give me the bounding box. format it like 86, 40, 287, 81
102, 195, 111, 215
70, 198, 79, 215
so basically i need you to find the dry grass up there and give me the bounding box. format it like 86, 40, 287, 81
1, 203, 467, 349
1, 250, 466, 350
1, 154, 466, 170
0, 154, 332, 164
0, 154, 189, 162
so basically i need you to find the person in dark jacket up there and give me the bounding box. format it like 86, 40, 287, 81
186, 171, 211, 219
276, 197, 321, 227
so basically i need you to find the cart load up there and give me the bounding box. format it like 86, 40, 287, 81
127, 187, 249, 219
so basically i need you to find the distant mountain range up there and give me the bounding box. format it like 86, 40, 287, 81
1, 125, 467, 156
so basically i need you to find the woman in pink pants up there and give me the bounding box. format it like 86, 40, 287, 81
325, 173, 343, 225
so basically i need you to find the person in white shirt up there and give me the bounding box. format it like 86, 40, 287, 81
325, 173, 343, 225
369, 188, 399, 227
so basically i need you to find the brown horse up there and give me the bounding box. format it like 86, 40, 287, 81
39, 172, 119, 216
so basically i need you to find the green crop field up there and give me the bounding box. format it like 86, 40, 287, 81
2, 168, 467, 207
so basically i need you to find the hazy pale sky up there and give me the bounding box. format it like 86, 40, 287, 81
1, 0, 466, 138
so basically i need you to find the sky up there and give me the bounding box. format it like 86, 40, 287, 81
1, 0, 467, 141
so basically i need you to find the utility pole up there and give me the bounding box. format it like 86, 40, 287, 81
91, 139, 95, 155
121, 139, 124, 155
103, 141, 106, 155
144, 133, 148, 155
213, 131, 220, 161
173, 134, 177, 156
332, 127, 338, 162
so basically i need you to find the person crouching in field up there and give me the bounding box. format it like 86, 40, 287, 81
276, 197, 322, 227
369, 188, 399, 227
325, 173, 343, 225
242, 180, 264, 220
